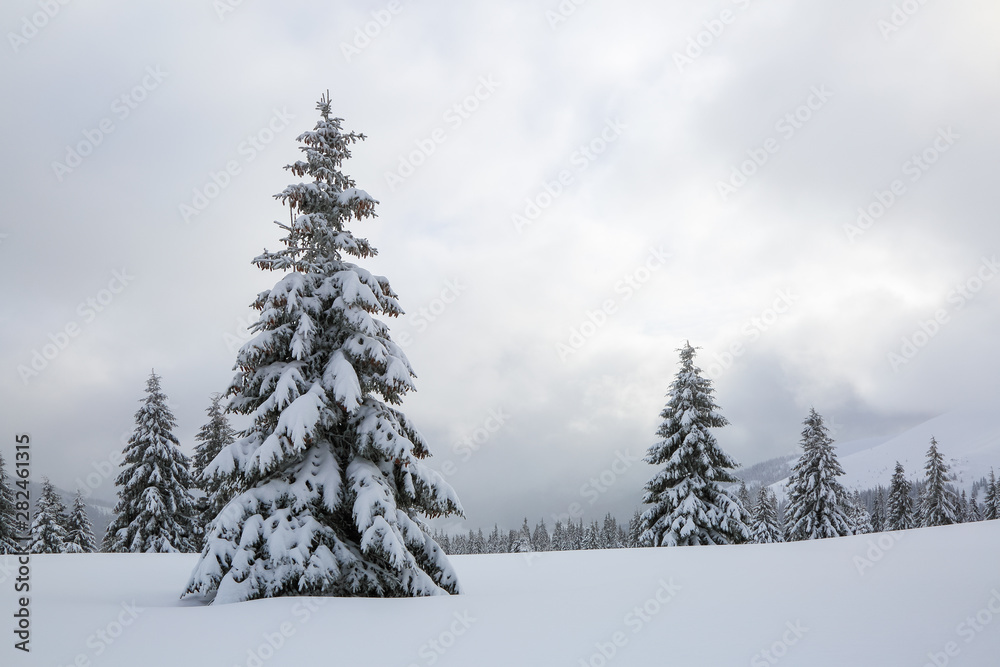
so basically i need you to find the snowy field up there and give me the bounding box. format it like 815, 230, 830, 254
5, 521, 1000, 667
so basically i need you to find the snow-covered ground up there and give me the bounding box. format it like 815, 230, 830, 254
5, 521, 1000, 666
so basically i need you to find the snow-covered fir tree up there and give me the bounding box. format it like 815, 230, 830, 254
511, 519, 533, 553
887, 462, 915, 531
532, 520, 551, 552
185, 98, 463, 604
551, 521, 567, 551
583, 521, 600, 549
871, 487, 886, 533
783, 409, 853, 541
749, 487, 783, 544
0, 452, 19, 553
627, 510, 643, 548
639, 342, 748, 547
64, 490, 97, 553
847, 491, 873, 534
29, 478, 69, 554
486, 525, 503, 553
984, 469, 999, 521
920, 437, 957, 528
192, 393, 237, 530
601, 514, 622, 548
104, 371, 199, 554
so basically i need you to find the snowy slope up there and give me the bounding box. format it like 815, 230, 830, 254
4, 521, 1000, 666
772, 403, 1000, 498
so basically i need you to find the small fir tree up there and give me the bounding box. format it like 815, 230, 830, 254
749, 487, 783, 544
639, 342, 748, 547
784, 409, 853, 541
29, 478, 69, 554
192, 393, 237, 530
920, 437, 957, 528
104, 371, 198, 553
64, 490, 97, 553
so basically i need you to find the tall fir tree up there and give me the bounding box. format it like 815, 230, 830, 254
639, 342, 748, 547
104, 371, 198, 553
749, 487, 783, 544
627, 510, 643, 548
186, 98, 462, 603
920, 437, 957, 528
532, 520, 551, 552
887, 462, 915, 531
64, 490, 97, 553
192, 393, 237, 531
29, 478, 69, 554
0, 452, 19, 554
783, 409, 853, 541
984, 469, 999, 521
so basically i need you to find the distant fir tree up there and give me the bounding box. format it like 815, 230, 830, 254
639, 342, 748, 547
627, 510, 643, 548
104, 372, 198, 554
920, 437, 957, 527
532, 520, 551, 552
784, 409, 853, 541
184, 98, 463, 604
583, 521, 600, 550
847, 491, 873, 534
956, 490, 970, 524
511, 519, 533, 553
192, 393, 237, 530
969, 492, 984, 522
487, 525, 503, 553
551, 521, 567, 551
0, 452, 19, 554
984, 469, 999, 521
64, 490, 97, 553
601, 514, 622, 549
871, 487, 887, 533
29, 478, 69, 554
749, 487, 783, 544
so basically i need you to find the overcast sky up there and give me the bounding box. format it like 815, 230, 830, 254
2, 0, 998, 532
